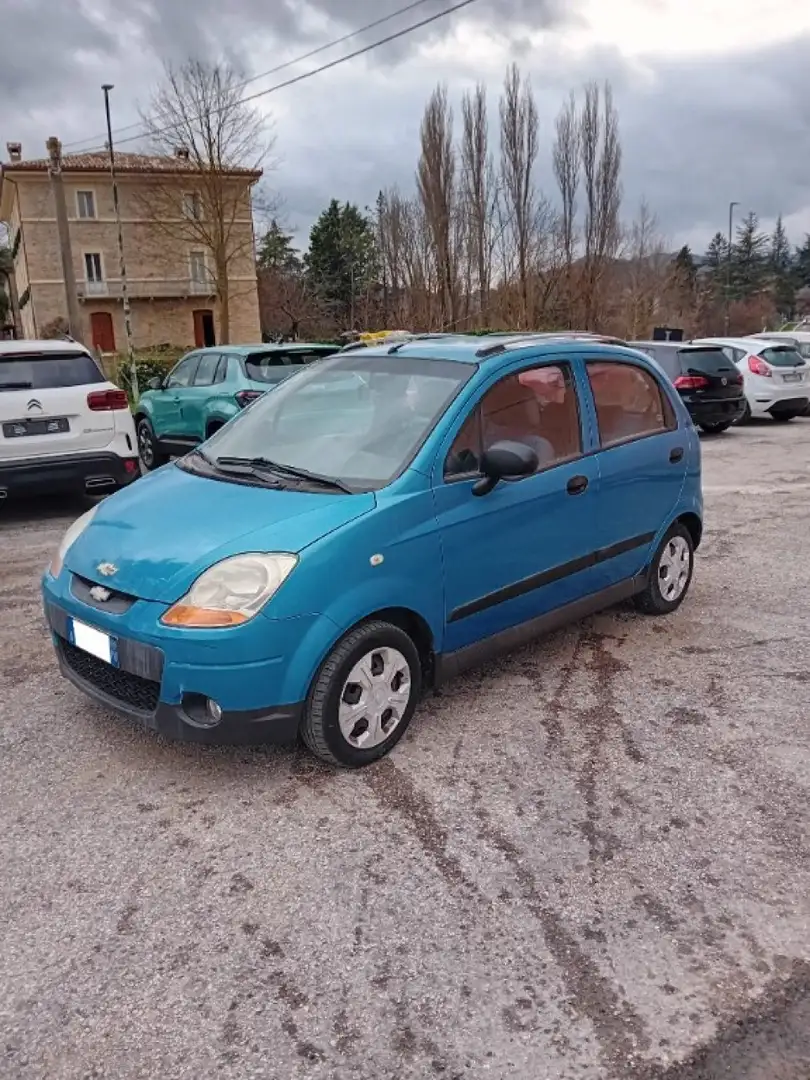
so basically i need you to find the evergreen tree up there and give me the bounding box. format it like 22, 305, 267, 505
703, 232, 730, 298
795, 234, 810, 290
257, 220, 302, 274
731, 211, 768, 298
769, 215, 794, 317
673, 245, 697, 291
305, 200, 378, 326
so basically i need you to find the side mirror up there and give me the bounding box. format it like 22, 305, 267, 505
147, 377, 164, 391
473, 439, 538, 497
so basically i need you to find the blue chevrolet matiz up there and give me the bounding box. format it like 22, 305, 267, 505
42, 334, 702, 767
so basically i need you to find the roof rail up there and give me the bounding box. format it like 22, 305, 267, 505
475, 332, 627, 358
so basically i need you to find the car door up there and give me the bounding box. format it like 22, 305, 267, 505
433, 357, 602, 654
179, 350, 223, 440
151, 352, 201, 441
582, 356, 688, 588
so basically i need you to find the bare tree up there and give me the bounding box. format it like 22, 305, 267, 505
579, 80, 622, 328
139, 59, 272, 342
499, 64, 539, 327
417, 85, 458, 328
552, 91, 580, 325
618, 199, 668, 338
460, 84, 497, 327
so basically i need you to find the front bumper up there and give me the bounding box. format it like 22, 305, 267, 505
0, 451, 140, 498
41, 575, 335, 745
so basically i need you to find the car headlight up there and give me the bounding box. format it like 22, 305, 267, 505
161, 553, 298, 628
49, 505, 98, 577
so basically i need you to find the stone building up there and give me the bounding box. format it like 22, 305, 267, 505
0, 143, 262, 351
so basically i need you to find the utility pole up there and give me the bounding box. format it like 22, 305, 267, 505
724, 200, 739, 335
46, 136, 83, 342
102, 84, 138, 400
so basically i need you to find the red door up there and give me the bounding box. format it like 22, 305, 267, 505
193, 309, 216, 348
90, 311, 115, 353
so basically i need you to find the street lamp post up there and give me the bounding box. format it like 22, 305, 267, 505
102, 84, 138, 400
724, 200, 739, 335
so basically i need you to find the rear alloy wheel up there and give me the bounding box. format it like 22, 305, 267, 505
634, 523, 695, 616
699, 421, 731, 434
301, 620, 422, 767
137, 418, 169, 471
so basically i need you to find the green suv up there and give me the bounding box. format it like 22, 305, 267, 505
134, 343, 339, 470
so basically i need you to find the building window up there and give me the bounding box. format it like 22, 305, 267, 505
189, 250, 209, 291
183, 191, 202, 220
83, 252, 106, 296
76, 191, 96, 219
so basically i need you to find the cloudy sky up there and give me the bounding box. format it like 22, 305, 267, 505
2, 0, 810, 255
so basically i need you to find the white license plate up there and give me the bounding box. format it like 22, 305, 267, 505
70, 618, 114, 664
783, 372, 802, 383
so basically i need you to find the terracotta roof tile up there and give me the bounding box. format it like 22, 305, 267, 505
2, 151, 261, 178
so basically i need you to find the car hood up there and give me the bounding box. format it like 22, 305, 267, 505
64, 463, 375, 603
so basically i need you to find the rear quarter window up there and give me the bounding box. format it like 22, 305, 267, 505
0, 351, 104, 390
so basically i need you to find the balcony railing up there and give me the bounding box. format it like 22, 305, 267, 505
77, 278, 216, 300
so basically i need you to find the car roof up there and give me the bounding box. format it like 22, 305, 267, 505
692, 335, 791, 349
0, 338, 91, 356
631, 340, 712, 349
349, 333, 641, 365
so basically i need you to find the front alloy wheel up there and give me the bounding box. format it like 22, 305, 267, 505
137, 418, 168, 471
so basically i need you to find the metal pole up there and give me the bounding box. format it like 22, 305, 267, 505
724, 200, 738, 335
102, 85, 138, 400
46, 137, 83, 342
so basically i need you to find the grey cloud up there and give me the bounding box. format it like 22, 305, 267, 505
271, 31, 810, 251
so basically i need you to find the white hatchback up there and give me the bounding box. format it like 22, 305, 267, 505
691, 336, 809, 421
0, 339, 139, 500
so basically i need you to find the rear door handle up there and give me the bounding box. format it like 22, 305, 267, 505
669, 447, 684, 463
567, 474, 589, 495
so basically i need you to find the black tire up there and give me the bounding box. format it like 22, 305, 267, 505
300, 620, 422, 768
205, 422, 224, 440
633, 523, 695, 616
699, 421, 731, 434
771, 413, 797, 423
137, 417, 169, 471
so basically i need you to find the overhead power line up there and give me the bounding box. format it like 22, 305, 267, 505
64, 0, 439, 152
75, 0, 481, 155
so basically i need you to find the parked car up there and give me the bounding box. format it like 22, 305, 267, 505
749, 331, 810, 361
0, 339, 138, 500
134, 342, 340, 469
630, 340, 745, 433
43, 335, 702, 767
691, 337, 809, 422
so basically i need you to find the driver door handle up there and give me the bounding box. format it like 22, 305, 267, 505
567, 474, 589, 495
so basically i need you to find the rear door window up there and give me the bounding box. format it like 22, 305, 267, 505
193, 352, 221, 386
0, 351, 104, 390
587, 361, 675, 447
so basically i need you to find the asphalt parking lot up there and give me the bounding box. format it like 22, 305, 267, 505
2, 421, 810, 1080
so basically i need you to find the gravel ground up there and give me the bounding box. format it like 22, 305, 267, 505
2, 421, 809, 1080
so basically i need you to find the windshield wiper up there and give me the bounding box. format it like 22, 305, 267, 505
0, 381, 34, 389
215, 456, 353, 493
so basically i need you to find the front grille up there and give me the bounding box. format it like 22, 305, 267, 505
59, 637, 160, 714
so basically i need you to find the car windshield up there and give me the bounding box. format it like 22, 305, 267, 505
0, 351, 104, 389
760, 346, 805, 367
201, 352, 475, 491
677, 348, 734, 374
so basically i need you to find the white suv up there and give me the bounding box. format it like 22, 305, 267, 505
0, 339, 139, 499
